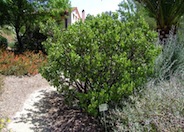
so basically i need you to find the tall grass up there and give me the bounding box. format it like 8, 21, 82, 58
154, 34, 184, 81
106, 35, 184, 131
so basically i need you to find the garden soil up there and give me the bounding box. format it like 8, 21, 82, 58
0, 74, 103, 132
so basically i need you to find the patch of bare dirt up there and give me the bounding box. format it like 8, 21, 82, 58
0, 30, 15, 43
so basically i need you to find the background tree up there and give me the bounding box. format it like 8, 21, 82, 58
0, 0, 35, 51
135, 0, 184, 42
0, 0, 70, 52
118, 0, 156, 30
0, 0, 11, 26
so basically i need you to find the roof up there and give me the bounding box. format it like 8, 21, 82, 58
71, 7, 81, 19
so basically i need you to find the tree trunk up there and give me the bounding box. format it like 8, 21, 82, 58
15, 27, 23, 52
157, 25, 177, 44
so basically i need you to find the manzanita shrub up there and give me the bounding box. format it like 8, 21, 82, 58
41, 13, 159, 116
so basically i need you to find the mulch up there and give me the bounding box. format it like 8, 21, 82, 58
42, 91, 104, 132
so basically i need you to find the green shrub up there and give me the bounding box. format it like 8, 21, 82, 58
108, 75, 184, 132
41, 13, 159, 116
8, 42, 16, 49
0, 35, 8, 50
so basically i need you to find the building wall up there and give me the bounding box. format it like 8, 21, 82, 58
70, 9, 81, 24
63, 7, 83, 28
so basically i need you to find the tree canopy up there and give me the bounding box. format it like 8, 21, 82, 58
135, 0, 184, 42
0, 0, 70, 52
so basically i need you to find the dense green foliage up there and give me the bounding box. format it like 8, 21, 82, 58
118, 0, 156, 30
0, 0, 70, 52
0, 0, 10, 26
0, 35, 8, 50
0, 0, 35, 51
22, 0, 71, 53
41, 13, 159, 116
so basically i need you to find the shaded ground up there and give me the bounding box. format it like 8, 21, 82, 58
8, 87, 103, 132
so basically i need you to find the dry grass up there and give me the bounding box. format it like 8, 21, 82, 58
0, 32, 15, 44
0, 26, 15, 44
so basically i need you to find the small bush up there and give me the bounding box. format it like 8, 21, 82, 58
0, 118, 11, 132
0, 35, 8, 50
41, 13, 159, 116
108, 75, 184, 132
8, 42, 16, 49
0, 50, 47, 76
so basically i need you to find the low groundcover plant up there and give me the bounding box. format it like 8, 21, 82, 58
0, 50, 47, 76
108, 75, 184, 132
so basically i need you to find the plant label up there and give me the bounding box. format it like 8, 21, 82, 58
99, 103, 108, 112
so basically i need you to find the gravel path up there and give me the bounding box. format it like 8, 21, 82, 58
0, 74, 103, 132
0, 74, 50, 118
8, 87, 55, 132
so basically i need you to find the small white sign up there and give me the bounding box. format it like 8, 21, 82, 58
99, 103, 108, 112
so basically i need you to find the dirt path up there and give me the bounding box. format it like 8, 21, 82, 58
0, 74, 50, 118
8, 87, 55, 132
0, 74, 103, 132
